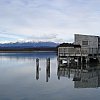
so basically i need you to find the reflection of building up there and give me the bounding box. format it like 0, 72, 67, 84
74, 71, 100, 88
57, 61, 100, 88
57, 65, 86, 79
57, 67, 71, 79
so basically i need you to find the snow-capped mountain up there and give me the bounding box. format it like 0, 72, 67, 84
0, 42, 59, 49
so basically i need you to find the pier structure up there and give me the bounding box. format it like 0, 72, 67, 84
57, 34, 100, 66
57, 43, 89, 67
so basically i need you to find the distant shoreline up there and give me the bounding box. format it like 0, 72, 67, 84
0, 47, 57, 53
0, 51, 57, 53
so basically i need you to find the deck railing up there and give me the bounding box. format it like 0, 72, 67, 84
58, 48, 100, 57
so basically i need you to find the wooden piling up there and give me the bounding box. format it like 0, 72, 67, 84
36, 58, 39, 80
46, 58, 50, 82
36, 58, 39, 67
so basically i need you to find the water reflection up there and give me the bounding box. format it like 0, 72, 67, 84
33, 54, 100, 89
1, 52, 100, 100
0, 52, 56, 59
57, 63, 100, 88
35, 58, 51, 82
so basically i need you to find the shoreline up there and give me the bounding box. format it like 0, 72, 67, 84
0, 50, 57, 53
0, 47, 57, 53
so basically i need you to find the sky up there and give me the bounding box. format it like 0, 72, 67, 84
0, 0, 100, 43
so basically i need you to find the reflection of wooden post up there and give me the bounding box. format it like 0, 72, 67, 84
47, 58, 50, 78
81, 56, 83, 64
68, 67, 70, 78
81, 61, 83, 72
46, 58, 50, 82
46, 67, 48, 82
67, 57, 70, 67
57, 67, 60, 80
76, 57, 79, 66
47, 58, 50, 69
36, 58, 39, 80
86, 57, 88, 64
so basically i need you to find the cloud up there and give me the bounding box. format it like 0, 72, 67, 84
0, 0, 100, 43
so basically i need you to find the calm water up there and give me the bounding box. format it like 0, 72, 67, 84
0, 52, 100, 100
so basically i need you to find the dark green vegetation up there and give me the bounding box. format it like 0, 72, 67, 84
0, 47, 57, 52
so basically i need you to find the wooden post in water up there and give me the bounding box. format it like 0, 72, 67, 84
36, 58, 39, 80
36, 58, 39, 67
46, 58, 50, 82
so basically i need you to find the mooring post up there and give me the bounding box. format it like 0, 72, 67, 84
36, 58, 39, 80
46, 58, 50, 82
36, 58, 39, 67
46, 58, 50, 72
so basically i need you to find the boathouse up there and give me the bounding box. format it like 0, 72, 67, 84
57, 43, 81, 57
57, 43, 87, 67
74, 34, 99, 55
57, 34, 100, 67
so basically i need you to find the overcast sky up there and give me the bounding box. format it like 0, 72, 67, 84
0, 0, 100, 43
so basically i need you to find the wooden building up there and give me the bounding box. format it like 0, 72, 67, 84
57, 43, 88, 67
58, 43, 82, 57
57, 33, 100, 67
74, 34, 99, 55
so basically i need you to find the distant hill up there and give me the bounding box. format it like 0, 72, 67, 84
0, 42, 59, 51
0, 42, 59, 48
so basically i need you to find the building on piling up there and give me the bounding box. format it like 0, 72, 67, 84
57, 34, 100, 66
57, 43, 81, 57
57, 43, 84, 67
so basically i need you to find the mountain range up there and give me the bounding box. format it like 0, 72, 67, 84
0, 42, 59, 49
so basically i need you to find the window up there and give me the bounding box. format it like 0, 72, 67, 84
82, 41, 88, 45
